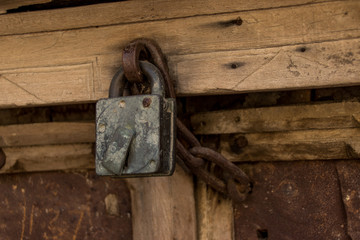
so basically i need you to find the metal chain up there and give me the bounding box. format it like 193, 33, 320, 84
121, 38, 251, 203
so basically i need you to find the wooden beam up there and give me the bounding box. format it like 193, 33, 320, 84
0, 122, 94, 147
197, 180, 234, 240
127, 167, 197, 240
0, 0, 332, 36
171, 39, 360, 96
0, 1, 359, 107
220, 128, 360, 162
191, 102, 360, 134
0, 0, 50, 14
0, 143, 94, 173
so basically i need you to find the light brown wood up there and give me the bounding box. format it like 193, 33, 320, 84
0, 0, 50, 14
221, 128, 360, 162
171, 39, 360, 96
0, 0, 332, 36
127, 166, 197, 240
0, 122, 95, 147
0, 143, 94, 173
0, 1, 359, 107
197, 180, 234, 240
191, 102, 360, 134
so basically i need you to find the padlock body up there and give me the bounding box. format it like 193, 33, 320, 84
95, 94, 175, 177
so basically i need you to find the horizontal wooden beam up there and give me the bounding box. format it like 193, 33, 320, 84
1, 143, 94, 174
0, 0, 331, 36
191, 102, 360, 134
0, 0, 50, 14
0, 122, 94, 147
0, 1, 359, 107
221, 128, 360, 162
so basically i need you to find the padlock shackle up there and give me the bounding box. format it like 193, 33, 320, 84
109, 61, 165, 98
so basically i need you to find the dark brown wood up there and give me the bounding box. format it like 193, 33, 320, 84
234, 161, 350, 240
336, 161, 360, 240
0, 171, 132, 240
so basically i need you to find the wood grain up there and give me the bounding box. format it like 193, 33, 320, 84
0, 122, 95, 147
221, 128, 360, 162
0, 0, 50, 14
197, 180, 234, 240
0, 2, 359, 107
191, 102, 360, 134
127, 166, 197, 240
0, 143, 94, 173
0, 0, 334, 36
171, 39, 360, 96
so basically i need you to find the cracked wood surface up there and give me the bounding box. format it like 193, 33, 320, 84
0, 0, 331, 36
220, 128, 360, 162
191, 102, 360, 134
0, 1, 359, 107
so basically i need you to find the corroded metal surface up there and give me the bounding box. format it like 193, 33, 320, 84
96, 61, 176, 177
0, 171, 132, 240
336, 161, 360, 239
234, 161, 350, 240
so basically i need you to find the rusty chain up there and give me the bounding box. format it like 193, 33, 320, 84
121, 38, 251, 203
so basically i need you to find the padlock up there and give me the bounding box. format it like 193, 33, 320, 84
95, 61, 176, 177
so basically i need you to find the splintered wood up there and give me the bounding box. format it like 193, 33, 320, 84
190, 102, 360, 162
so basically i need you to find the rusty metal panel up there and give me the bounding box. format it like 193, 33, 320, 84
0, 171, 132, 240
234, 161, 349, 240
336, 161, 360, 239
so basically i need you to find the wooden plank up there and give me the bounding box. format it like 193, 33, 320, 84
0, 2, 359, 107
191, 102, 360, 134
0, 122, 95, 147
171, 39, 360, 96
0, 144, 94, 173
197, 180, 234, 240
0, 0, 334, 36
127, 166, 197, 240
0, 0, 50, 14
234, 161, 349, 239
220, 128, 360, 162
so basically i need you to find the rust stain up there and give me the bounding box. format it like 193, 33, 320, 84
234, 161, 349, 240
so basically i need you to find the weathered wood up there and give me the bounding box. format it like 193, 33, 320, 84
0, 171, 132, 240
0, 124, 197, 240
336, 161, 360, 239
0, 122, 95, 147
221, 128, 360, 162
234, 161, 349, 239
191, 102, 360, 134
197, 180, 234, 240
0, 0, 332, 36
127, 167, 197, 240
0, 144, 94, 173
0, 0, 50, 14
171, 39, 360, 96
0, 1, 359, 107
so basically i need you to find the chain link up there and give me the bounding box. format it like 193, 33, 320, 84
121, 38, 251, 203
